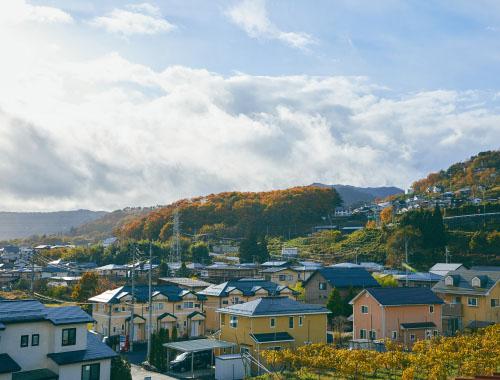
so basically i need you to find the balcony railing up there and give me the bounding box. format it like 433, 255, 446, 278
442, 303, 462, 317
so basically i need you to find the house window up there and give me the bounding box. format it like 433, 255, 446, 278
361, 305, 368, 314
176, 304, 182, 310
221, 314, 226, 326
81, 363, 100, 380
222, 300, 229, 305
360, 329, 367, 339
240, 346, 250, 354
467, 297, 478, 307
32, 334, 39, 346
391, 331, 397, 340
230, 316, 238, 328
289, 317, 294, 329
298, 316, 303, 326
270, 318, 276, 328
491, 299, 499, 308
183, 302, 194, 309
231, 297, 239, 305
319, 282, 327, 290
20, 335, 29, 347
433, 330, 439, 337
269, 346, 281, 351
429, 305, 434, 313
279, 275, 286, 281
471, 277, 481, 288
410, 334, 416, 341
444, 276, 454, 286
62, 328, 76, 346
454, 296, 461, 304
369, 330, 376, 340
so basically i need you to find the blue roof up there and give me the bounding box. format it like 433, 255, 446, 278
307, 267, 380, 288
364, 287, 444, 306
47, 332, 117, 365
0, 300, 93, 325
217, 296, 329, 316
400, 272, 443, 282
89, 284, 205, 303
198, 279, 294, 297
0, 354, 21, 374
250, 332, 294, 343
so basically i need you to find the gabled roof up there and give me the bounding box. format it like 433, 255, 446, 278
217, 296, 329, 316
47, 332, 117, 365
159, 277, 212, 288
260, 266, 296, 274
198, 278, 295, 297
305, 267, 380, 288
429, 263, 464, 276
399, 272, 443, 282
0, 354, 21, 374
0, 300, 93, 326
95, 264, 127, 270
432, 269, 500, 295
157, 312, 177, 320
261, 261, 289, 267
352, 287, 444, 306
88, 284, 206, 304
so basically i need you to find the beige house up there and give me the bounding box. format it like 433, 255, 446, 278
350, 287, 443, 348
197, 279, 298, 332
260, 267, 300, 288
89, 285, 206, 342
218, 296, 329, 372
304, 267, 380, 305
432, 269, 500, 335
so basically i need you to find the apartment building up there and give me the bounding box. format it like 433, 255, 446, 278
0, 299, 116, 380
432, 269, 500, 335
197, 279, 298, 332
89, 285, 207, 342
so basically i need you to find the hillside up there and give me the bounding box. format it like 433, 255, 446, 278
311, 183, 404, 206
411, 150, 500, 196
118, 186, 342, 241
0, 210, 107, 240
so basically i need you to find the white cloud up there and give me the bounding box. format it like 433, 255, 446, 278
226, 0, 315, 50
90, 4, 174, 36
0, 0, 73, 25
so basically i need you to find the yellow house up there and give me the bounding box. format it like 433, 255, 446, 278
260, 267, 300, 288
217, 296, 329, 370
197, 279, 298, 332
432, 269, 500, 335
89, 285, 207, 342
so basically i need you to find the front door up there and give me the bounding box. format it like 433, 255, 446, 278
190, 320, 199, 337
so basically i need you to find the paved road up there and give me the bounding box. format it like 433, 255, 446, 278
131, 364, 178, 380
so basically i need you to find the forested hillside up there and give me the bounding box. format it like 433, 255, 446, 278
411, 150, 499, 196
118, 186, 341, 241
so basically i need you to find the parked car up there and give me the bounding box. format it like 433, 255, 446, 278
169, 350, 213, 372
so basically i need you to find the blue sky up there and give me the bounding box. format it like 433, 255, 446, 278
0, 0, 499, 211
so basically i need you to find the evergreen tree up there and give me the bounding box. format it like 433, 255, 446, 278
176, 262, 191, 277
239, 232, 260, 263
257, 236, 270, 263
189, 242, 210, 264
110, 357, 132, 380
326, 288, 344, 317
159, 261, 170, 277
171, 326, 178, 341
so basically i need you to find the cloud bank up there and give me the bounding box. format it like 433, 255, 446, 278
0, 1, 499, 212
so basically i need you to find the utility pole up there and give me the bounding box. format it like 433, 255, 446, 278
129, 248, 135, 352
405, 237, 409, 287
30, 249, 35, 295
445, 246, 450, 264
147, 241, 153, 363
170, 208, 181, 266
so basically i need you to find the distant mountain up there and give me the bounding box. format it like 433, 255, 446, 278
311, 183, 404, 207
0, 210, 108, 240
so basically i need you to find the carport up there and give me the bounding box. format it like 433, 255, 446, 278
164, 339, 237, 379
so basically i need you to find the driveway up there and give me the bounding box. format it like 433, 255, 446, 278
131, 364, 178, 380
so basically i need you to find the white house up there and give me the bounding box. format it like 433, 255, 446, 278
0, 299, 116, 380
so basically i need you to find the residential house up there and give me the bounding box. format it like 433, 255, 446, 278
260, 267, 299, 288
94, 264, 128, 278
396, 272, 443, 288
291, 261, 323, 282
350, 288, 444, 348
200, 263, 259, 283
158, 277, 212, 292
0, 299, 116, 380
197, 279, 298, 332
304, 267, 380, 305
217, 296, 329, 371
432, 269, 500, 335
429, 263, 465, 277
89, 285, 207, 342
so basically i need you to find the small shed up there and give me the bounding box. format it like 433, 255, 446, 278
215, 354, 246, 380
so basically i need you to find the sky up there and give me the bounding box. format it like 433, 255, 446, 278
0, 0, 499, 212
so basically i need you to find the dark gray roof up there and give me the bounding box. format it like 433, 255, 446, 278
47, 332, 117, 365
363, 287, 444, 306
432, 270, 500, 295
250, 332, 295, 343
466, 320, 495, 329
399, 272, 443, 282
306, 267, 380, 288
88, 284, 205, 303
470, 266, 500, 272
198, 279, 295, 297
217, 296, 329, 316
400, 322, 437, 329
12, 368, 58, 380
0, 300, 93, 326
0, 354, 21, 374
